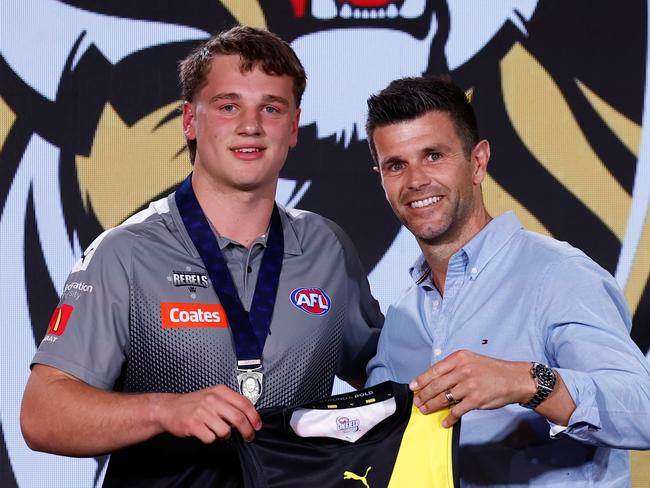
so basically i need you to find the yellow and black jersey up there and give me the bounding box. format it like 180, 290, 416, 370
236, 381, 459, 488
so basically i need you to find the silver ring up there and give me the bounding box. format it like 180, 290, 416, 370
445, 390, 458, 404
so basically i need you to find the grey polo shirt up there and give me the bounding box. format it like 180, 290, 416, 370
33, 193, 382, 408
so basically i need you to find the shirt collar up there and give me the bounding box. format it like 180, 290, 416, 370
171, 194, 302, 256
409, 254, 434, 288
409, 211, 522, 284
461, 211, 522, 279
213, 205, 302, 255
276, 204, 302, 255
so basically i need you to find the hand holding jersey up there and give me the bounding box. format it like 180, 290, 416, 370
408, 350, 575, 428
153, 384, 262, 443
22, 364, 262, 457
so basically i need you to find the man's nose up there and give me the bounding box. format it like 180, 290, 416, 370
237, 109, 263, 136
406, 163, 431, 190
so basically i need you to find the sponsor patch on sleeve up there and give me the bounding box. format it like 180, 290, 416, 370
47, 304, 74, 336
161, 303, 228, 328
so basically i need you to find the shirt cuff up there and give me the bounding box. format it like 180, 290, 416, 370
549, 424, 568, 437
548, 368, 602, 439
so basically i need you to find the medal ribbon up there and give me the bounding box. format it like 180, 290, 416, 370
175, 174, 284, 364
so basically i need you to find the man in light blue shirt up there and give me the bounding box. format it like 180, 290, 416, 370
364, 77, 650, 487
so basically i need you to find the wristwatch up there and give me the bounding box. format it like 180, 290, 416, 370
520, 362, 556, 409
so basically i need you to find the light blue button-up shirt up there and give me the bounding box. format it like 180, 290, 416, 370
367, 212, 650, 487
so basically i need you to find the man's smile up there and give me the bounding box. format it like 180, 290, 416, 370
409, 195, 442, 209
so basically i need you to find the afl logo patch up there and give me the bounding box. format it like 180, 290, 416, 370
290, 288, 331, 315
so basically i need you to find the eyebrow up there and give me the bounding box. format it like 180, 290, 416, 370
378, 145, 451, 168
262, 94, 290, 107
420, 146, 445, 156
379, 156, 404, 168
210, 92, 240, 103
209, 93, 290, 107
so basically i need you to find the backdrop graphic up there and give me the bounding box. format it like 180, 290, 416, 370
1, 1, 649, 486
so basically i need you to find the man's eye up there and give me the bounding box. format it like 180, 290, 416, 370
221, 104, 236, 112
387, 162, 404, 172
263, 106, 279, 114
427, 152, 441, 161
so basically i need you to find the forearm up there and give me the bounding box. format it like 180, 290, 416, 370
21, 365, 167, 456
531, 370, 575, 426
485, 360, 576, 425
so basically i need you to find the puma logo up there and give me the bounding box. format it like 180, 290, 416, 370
343, 466, 372, 488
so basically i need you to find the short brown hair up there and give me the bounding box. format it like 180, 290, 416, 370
179, 26, 307, 163
366, 76, 479, 163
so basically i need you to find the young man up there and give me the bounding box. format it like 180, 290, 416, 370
365, 77, 650, 487
21, 27, 382, 487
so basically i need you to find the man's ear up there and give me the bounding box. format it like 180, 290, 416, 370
289, 108, 301, 148
182, 101, 196, 140
471, 139, 490, 185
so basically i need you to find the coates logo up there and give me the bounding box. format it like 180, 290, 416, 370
160, 302, 228, 329
290, 288, 331, 316
47, 304, 74, 336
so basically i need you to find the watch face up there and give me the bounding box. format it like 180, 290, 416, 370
533, 363, 556, 388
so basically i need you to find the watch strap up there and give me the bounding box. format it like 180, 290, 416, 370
520, 362, 556, 409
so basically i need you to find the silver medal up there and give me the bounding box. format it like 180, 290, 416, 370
237, 369, 264, 405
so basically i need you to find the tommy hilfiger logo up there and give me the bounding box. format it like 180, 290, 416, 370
171, 271, 209, 289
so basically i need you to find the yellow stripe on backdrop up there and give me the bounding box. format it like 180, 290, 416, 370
482, 173, 551, 236
632, 450, 650, 487
576, 80, 641, 156
75, 101, 191, 230
500, 42, 630, 242
221, 0, 267, 28
500, 41, 650, 318
0, 96, 15, 151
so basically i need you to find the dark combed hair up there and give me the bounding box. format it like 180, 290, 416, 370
179, 26, 306, 163
365, 76, 479, 163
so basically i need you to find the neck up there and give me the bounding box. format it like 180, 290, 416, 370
419, 206, 492, 295
191, 171, 276, 248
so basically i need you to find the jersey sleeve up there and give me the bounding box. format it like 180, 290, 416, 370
538, 255, 650, 449
31, 228, 132, 390
325, 221, 383, 383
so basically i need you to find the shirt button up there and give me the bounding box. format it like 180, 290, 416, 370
247, 266, 252, 273
434, 348, 442, 356
432, 299, 440, 309
471, 267, 478, 275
